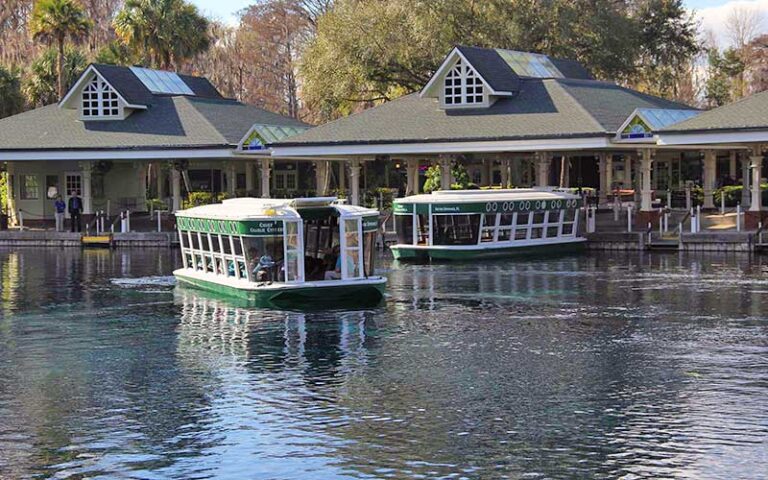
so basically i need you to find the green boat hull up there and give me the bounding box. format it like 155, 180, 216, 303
175, 272, 386, 309
390, 240, 585, 261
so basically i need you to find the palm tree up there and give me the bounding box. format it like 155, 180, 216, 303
29, 0, 92, 100
114, 0, 210, 71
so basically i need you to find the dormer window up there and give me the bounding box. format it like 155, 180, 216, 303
443, 59, 485, 106
81, 77, 120, 119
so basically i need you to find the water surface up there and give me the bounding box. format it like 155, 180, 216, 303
0, 248, 767, 479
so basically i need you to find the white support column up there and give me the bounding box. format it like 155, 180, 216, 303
750, 154, 763, 211
80, 161, 93, 215
6, 161, 16, 225
349, 158, 362, 205
136, 162, 148, 209
338, 162, 346, 193
559, 155, 570, 188
640, 149, 653, 212
598, 153, 607, 204
500, 158, 511, 188
226, 163, 237, 195
480, 159, 491, 187
260, 158, 271, 199
405, 158, 419, 196
535, 153, 550, 187
438, 156, 452, 190
171, 168, 181, 212
315, 160, 330, 196
703, 150, 717, 209
245, 162, 254, 194
156, 163, 166, 200
729, 151, 737, 180
742, 156, 751, 208
606, 154, 614, 199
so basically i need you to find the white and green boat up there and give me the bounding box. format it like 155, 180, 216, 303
390, 189, 585, 261
174, 197, 386, 307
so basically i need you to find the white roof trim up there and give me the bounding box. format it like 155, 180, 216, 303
420, 48, 511, 98
271, 136, 611, 157
656, 130, 768, 146
59, 65, 147, 111
0, 147, 236, 161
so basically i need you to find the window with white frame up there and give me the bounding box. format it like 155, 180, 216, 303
20, 175, 39, 200
81, 76, 120, 118
443, 59, 485, 106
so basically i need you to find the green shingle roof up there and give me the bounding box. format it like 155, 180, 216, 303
0, 97, 307, 151
274, 78, 692, 147
660, 90, 768, 133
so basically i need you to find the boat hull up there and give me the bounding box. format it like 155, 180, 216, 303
174, 269, 386, 308
390, 239, 586, 261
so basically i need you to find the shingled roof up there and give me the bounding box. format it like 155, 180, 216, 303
0, 96, 307, 151
274, 78, 692, 147
659, 90, 768, 134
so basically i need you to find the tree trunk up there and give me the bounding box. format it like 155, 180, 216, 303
57, 37, 65, 100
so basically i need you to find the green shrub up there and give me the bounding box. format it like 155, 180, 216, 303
183, 191, 216, 209
146, 198, 166, 211
364, 187, 397, 209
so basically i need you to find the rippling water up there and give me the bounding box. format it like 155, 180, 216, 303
0, 248, 767, 479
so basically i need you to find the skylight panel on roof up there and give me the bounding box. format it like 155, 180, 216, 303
496, 50, 563, 78
129, 66, 195, 95
637, 108, 700, 130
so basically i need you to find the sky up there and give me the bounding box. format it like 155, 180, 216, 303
189, 0, 768, 47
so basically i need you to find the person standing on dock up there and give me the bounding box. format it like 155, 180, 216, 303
68, 191, 83, 233
54, 195, 66, 232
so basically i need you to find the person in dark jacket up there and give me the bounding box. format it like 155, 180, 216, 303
68, 191, 83, 233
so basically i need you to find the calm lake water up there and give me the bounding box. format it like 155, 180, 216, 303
0, 248, 767, 479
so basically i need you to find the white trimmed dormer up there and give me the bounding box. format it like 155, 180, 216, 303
80, 74, 124, 119
441, 57, 490, 108
59, 65, 148, 121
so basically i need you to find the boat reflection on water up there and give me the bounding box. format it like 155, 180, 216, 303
174, 280, 385, 311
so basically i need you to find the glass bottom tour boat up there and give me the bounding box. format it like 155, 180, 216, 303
390, 189, 586, 261
174, 197, 386, 306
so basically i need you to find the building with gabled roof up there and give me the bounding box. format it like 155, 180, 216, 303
0, 63, 309, 225
266, 45, 739, 221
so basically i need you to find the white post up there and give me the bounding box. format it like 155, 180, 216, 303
721, 192, 726, 215
121, 211, 126, 233
697, 205, 701, 232
750, 155, 763, 212
171, 168, 182, 212
667, 190, 672, 208
535, 154, 550, 187
438, 156, 452, 190
227, 163, 237, 196
598, 153, 607, 204
126, 210, 131, 233
737, 203, 742, 232
405, 159, 419, 196
685, 184, 692, 211
80, 161, 93, 215
640, 149, 653, 212
659, 208, 663, 236
703, 150, 716, 209
729, 150, 737, 180
690, 208, 696, 233
627, 205, 633, 233
260, 158, 271, 199
18, 211, 23, 230
157, 211, 162, 232
349, 158, 362, 205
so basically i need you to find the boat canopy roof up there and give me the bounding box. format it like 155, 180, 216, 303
395, 188, 580, 205
176, 197, 378, 222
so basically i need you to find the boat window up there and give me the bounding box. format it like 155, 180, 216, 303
233, 237, 244, 256
480, 213, 497, 243
189, 231, 199, 250
242, 236, 283, 282
432, 214, 480, 246
199, 233, 210, 252
532, 211, 546, 225
284, 221, 303, 283
343, 218, 361, 278
513, 212, 530, 241
530, 226, 543, 239
416, 215, 429, 245
546, 226, 559, 238
561, 209, 577, 236
395, 215, 414, 245
364, 230, 376, 276
497, 213, 515, 242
